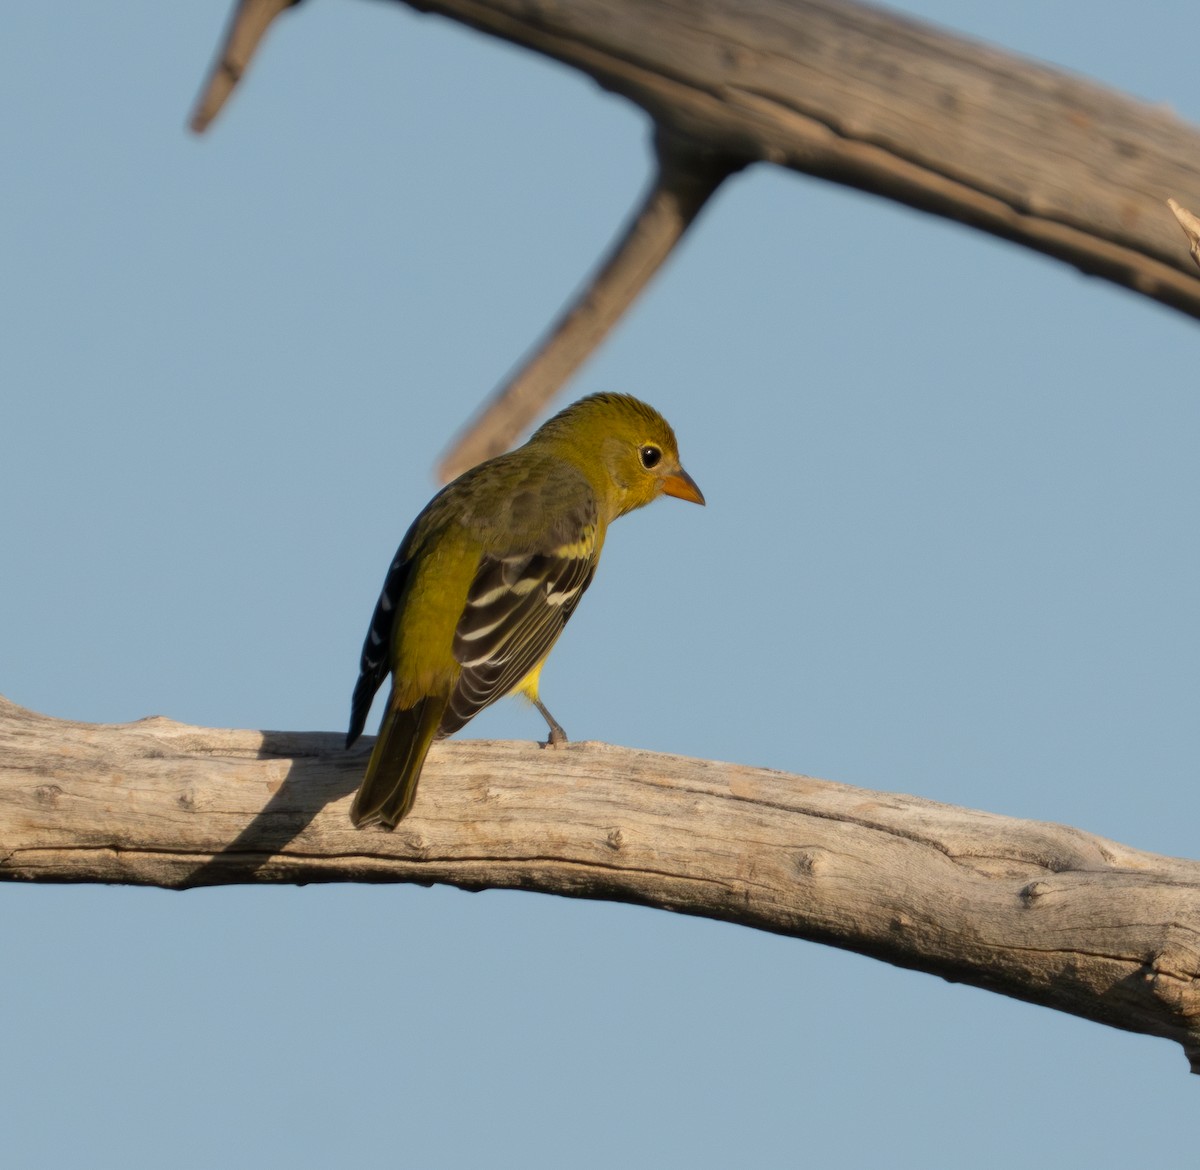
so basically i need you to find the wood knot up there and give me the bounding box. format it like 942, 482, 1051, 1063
720, 43, 750, 71
1144, 949, 1200, 1017
34, 783, 63, 806
793, 849, 823, 877
1021, 880, 1052, 904
397, 830, 429, 855
605, 828, 624, 851
177, 789, 196, 811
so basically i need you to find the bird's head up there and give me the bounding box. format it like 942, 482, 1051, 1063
535, 392, 705, 517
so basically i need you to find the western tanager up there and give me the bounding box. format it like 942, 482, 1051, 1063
345, 392, 704, 828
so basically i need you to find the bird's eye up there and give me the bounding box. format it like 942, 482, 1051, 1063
638, 444, 662, 469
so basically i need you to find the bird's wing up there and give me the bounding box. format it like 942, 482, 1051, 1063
441, 529, 598, 735
345, 545, 412, 748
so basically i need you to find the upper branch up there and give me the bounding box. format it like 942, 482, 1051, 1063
196, 0, 1200, 321
4, 695, 1200, 1072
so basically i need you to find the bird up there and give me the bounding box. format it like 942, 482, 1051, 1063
345, 392, 704, 829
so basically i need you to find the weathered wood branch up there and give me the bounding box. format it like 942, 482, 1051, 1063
5, 694, 1200, 1071
194, 0, 1200, 326
190, 0, 297, 133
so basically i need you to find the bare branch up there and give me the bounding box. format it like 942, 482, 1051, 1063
5, 694, 1200, 1072
190, 0, 297, 133
193, 0, 1200, 327
438, 132, 737, 481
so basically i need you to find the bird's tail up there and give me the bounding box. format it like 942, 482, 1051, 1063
349, 693, 446, 829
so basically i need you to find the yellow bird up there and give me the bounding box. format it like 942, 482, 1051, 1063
346, 392, 704, 828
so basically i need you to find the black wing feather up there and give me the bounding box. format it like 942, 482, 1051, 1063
441, 543, 597, 735
345, 550, 411, 748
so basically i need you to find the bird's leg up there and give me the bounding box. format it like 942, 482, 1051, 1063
533, 698, 569, 747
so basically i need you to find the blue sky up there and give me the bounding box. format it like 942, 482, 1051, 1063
4, 2, 1200, 1165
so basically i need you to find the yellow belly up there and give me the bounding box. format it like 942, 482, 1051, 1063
515, 658, 546, 702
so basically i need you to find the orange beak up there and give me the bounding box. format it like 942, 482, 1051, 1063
662, 466, 705, 506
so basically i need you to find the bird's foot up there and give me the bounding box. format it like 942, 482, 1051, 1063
533, 698, 569, 748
